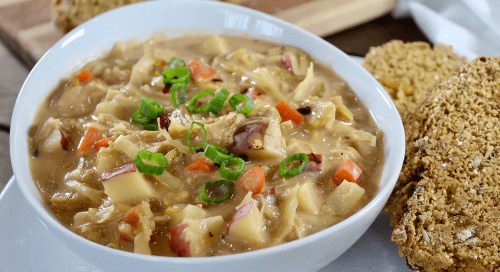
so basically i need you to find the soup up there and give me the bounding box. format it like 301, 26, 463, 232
28, 35, 384, 257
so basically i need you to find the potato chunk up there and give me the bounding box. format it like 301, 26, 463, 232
328, 181, 365, 215
101, 163, 153, 204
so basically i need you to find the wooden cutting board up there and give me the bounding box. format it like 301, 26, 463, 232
0, 0, 396, 68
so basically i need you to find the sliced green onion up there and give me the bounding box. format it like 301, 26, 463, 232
139, 97, 164, 119
229, 94, 255, 116
131, 109, 149, 125
208, 88, 229, 115
199, 180, 232, 203
131, 97, 164, 130
204, 144, 234, 164
279, 153, 309, 178
162, 67, 191, 86
186, 121, 207, 151
318, 83, 325, 98
169, 57, 186, 68
134, 150, 168, 175
187, 90, 214, 113
220, 157, 246, 181
142, 121, 159, 131
171, 83, 187, 106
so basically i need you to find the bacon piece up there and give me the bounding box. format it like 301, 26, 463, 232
233, 124, 268, 151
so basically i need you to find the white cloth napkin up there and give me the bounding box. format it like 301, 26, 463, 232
392, 0, 500, 60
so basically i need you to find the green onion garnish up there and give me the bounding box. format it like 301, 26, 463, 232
208, 88, 230, 115
220, 157, 246, 181
142, 122, 159, 131
279, 153, 309, 178
199, 180, 232, 203
169, 57, 186, 69
186, 121, 207, 151
171, 83, 187, 106
204, 144, 234, 164
139, 97, 165, 119
187, 90, 214, 113
162, 67, 191, 86
131, 97, 164, 130
134, 150, 168, 175
229, 94, 255, 116
131, 109, 149, 125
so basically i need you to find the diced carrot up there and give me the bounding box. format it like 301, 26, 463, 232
333, 158, 362, 186
125, 209, 140, 228
187, 60, 216, 82
238, 166, 265, 196
93, 137, 113, 150
76, 70, 97, 83
185, 157, 216, 173
275, 100, 305, 126
119, 233, 133, 242
281, 55, 293, 73
78, 127, 103, 153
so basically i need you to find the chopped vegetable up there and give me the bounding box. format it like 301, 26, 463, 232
238, 166, 265, 196
281, 55, 293, 73
220, 157, 246, 181
93, 137, 113, 150
204, 144, 234, 165
186, 122, 207, 151
279, 153, 309, 178
169, 57, 186, 68
199, 180, 232, 203
333, 158, 362, 186
305, 153, 322, 172
134, 150, 169, 176
76, 70, 97, 83
171, 83, 187, 106
187, 90, 215, 114
275, 100, 305, 126
78, 127, 103, 153
208, 88, 230, 115
125, 209, 140, 228
229, 94, 255, 116
185, 157, 215, 173
131, 97, 165, 130
162, 67, 191, 86
188, 60, 217, 82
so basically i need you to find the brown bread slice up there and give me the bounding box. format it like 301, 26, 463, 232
362, 40, 467, 124
385, 57, 500, 271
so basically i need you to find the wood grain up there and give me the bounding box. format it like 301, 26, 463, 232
0, 130, 13, 192
0, 0, 395, 69
0, 41, 29, 128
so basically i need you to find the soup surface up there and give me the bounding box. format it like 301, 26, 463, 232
28, 35, 384, 257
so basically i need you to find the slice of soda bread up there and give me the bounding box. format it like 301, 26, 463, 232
385, 57, 500, 271
363, 40, 467, 124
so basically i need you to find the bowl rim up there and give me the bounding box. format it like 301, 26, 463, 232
10, 0, 405, 264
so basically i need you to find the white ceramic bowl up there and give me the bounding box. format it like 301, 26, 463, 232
10, 1, 405, 271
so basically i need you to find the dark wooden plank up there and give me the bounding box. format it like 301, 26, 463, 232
0, 42, 29, 128
0, 130, 13, 193
325, 14, 430, 57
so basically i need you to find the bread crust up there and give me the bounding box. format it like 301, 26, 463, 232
362, 40, 467, 124
385, 57, 500, 271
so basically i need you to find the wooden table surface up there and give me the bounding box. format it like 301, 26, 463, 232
0, 14, 429, 193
